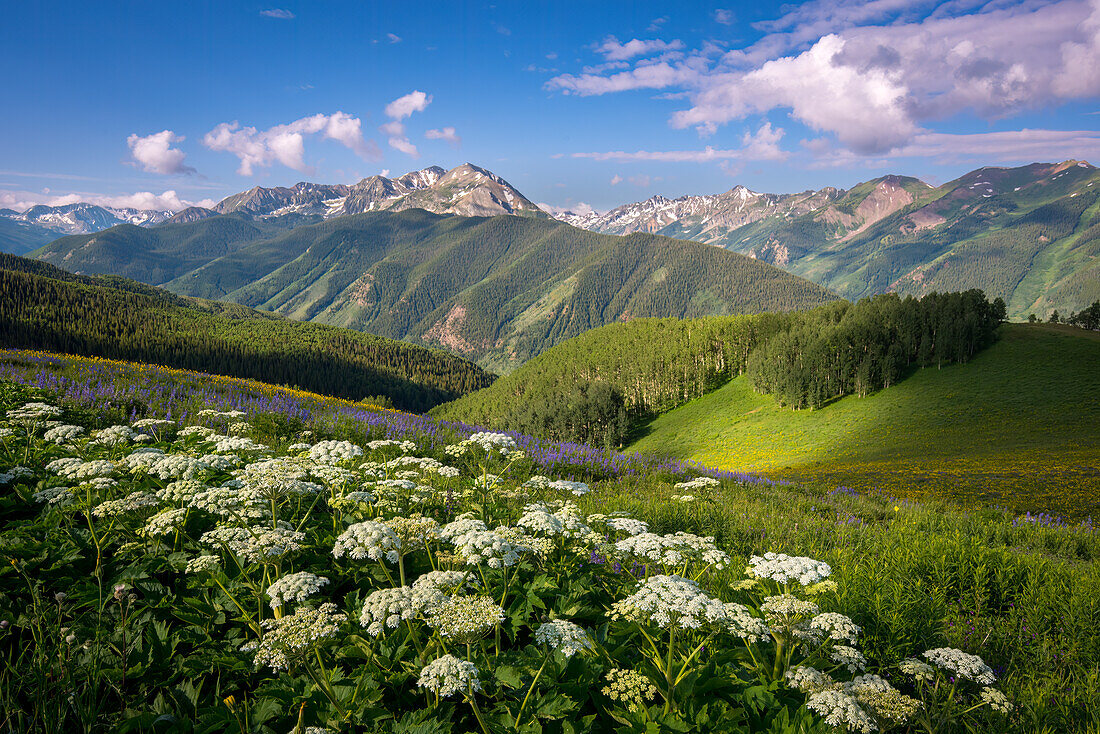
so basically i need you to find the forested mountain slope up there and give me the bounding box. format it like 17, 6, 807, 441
563, 161, 1100, 319
32, 209, 838, 372
0, 254, 493, 411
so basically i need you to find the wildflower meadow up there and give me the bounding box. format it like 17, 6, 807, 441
0, 350, 1098, 733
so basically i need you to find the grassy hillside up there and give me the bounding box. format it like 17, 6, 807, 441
34, 209, 838, 372
631, 323, 1100, 516
0, 218, 56, 255
0, 253, 493, 411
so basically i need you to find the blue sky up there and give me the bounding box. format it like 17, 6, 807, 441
2, 0, 1099, 214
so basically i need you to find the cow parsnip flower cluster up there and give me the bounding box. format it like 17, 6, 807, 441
6, 402, 63, 421
425, 595, 505, 643
417, 655, 481, 697
43, 424, 84, 443
142, 507, 190, 537
201, 524, 305, 564
611, 575, 729, 630
602, 669, 658, 713
332, 520, 401, 563
748, 552, 832, 586
266, 572, 330, 610
614, 531, 728, 569
240, 603, 346, 672
534, 619, 592, 658
921, 647, 997, 685
308, 440, 363, 465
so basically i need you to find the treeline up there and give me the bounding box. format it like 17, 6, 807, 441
747, 291, 1004, 409
436, 291, 1006, 446
0, 255, 494, 412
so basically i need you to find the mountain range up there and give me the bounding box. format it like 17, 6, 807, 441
32, 209, 837, 372
555, 161, 1100, 319
11, 159, 1100, 325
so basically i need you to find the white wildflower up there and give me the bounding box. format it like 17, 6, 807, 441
980, 687, 1013, 714
266, 572, 330, 610
332, 520, 400, 563
610, 575, 729, 630
535, 620, 593, 658
185, 554, 221, 574
44, 424, 84, 443
417, 655, 481, 697
240, 603, 345, 671
426, 596, 504, 643
748, 552, 832, 587
142, 507, 189, 537
922, 647, 996, 685
309, 440, 363, 465
806, 689, 876, 733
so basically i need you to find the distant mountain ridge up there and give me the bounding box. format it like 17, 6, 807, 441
32, 209, 838, 372
555, 161, 1099, 318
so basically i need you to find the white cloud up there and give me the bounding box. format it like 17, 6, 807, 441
894, 128, 1100, 161
387, 136, 420, 158
425, 126, 462, 146
379, 121, 405, 137
387, 32, 402, 43
202, 112, 380, 175
550, 0, 1100, 157
260, 8, 295, 19
610, 174, 623, 185
595, 36, 685, 61
572, 123, 788, 161
715, 9, 735, 25
537, 201, 599, 216
547, 59, 706, 95
384, 90, 432, 120
382, 91, 432, 157
126, 130, 195, 175
1, 187, 216, 212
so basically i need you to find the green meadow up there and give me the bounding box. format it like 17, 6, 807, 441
631, 324, 1100, 518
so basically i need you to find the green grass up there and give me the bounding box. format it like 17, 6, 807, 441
631, 323, 1100, 517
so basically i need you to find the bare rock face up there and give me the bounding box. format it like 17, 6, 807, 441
211, 164, 547, 221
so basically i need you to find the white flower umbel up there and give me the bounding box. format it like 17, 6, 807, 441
673, 476, 720, 491
240, 603, 346, 672
615, 532, 728, 570
452, 529, 522, 568
604, 516, 649, 536
921, 647, 996, 685
185, 554, 221, 574
417, 654, 481, 698
806, 689, 876, 733
465, 432, 518, 454
786, 665, 833, 693
385, 516, 440, 549
439, 516, 488, 542
549, 479, 590, 496
6, 402, 63, 421
831, 645, 868, 673
425, 595, 504, 644
266, 572, 330, 610
359, 587, 416, 636
534, 619, 593, 658
90, 425, 138, 446
308, 440, 364, 465
44, 424, 84, 444
724, 602, 770, 643
748, 552, 832, 587
808, 612, 861, 644
142, 507, 190, 537
899, 658, 936, 681
610, 575, 729, 630
761, 594, 820, 624
200, 524, 305, 564
32, 486, 75, 507
332, 520, 401, 563
190, 486, 269, 522
94, 491, 159, 517
980, 687, 1013, 714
